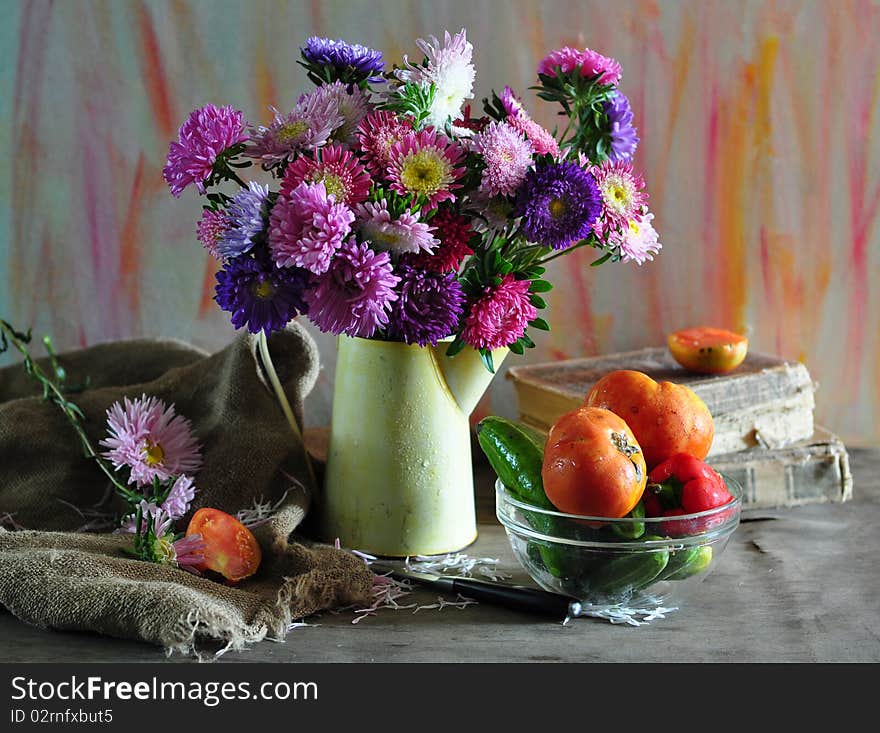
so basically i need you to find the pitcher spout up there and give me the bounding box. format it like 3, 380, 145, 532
432, 344, 509, 416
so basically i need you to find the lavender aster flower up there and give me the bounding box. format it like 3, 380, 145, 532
388, 265, 465, 346
214, 254, 310, 335
305, 240, 399, 338
163, 104, 248, 197
217, 181, 270, 259
161, 475, 196, 520
514, 161, 602, 250
301, 37, 385, 84
603, 91, 639, 162
246, 93, 343, 165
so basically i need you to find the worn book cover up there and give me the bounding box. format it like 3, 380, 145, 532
506, 347, 816, 456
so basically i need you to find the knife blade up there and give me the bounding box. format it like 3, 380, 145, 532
371, 564, 582, 619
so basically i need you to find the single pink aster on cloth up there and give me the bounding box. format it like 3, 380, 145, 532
196, 208, 229, 259
387, 128, 466, 209
280, 143, 371, 206
499, 86, 559, 158
269, 180, 355, 274
305, 240, 400, 338
462, 274, 537, 350
591, 159, 648, 236
612, 211, 662, 265
472, 121, 534, 197
355, 199, 438, 255
537, 46, 622, 85
100, 395, 203, 487
356, 110, 412, 178
163, 104, 248, 197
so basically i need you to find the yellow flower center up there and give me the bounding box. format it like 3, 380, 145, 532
143, 440, 165, 466
253, 279, 275, 299
277, 120, 309, 143
548, 197, 567, 219
400, 151, 447, 195
601, 175, 634, 214
628, 219, 641, 235
151, 534, 177, 565
313, 172, 346, 201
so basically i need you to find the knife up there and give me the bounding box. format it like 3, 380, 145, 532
371, 564, 582, 619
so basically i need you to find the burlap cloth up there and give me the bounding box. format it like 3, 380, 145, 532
0, 323, 373, 656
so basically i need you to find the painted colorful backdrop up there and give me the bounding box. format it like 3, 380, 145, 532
1, 0, 878, 444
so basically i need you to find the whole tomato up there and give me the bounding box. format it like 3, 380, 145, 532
584, 370, 714, 469
186, 508, 262, 583
541, 406, 647, 518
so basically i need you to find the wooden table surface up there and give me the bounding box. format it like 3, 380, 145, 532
2, 448, 878, 663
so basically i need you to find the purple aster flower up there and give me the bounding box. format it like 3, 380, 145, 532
388, 265, 465, 346
268, 180, 355, 274
216, 181, 270, 259
163, 104, 248, 197
214, 254, 310, 335
514, 161, 602, 250
246, 92, 343, 165
603, 91, 640, 162
161, 475, 196, 520
305, 240, 399, 338
301, 37, 385, 84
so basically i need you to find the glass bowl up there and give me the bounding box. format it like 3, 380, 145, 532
495, 475, 742, 612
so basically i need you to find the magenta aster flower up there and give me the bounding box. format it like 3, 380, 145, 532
591, 159, 648, 236
355, 199, 438, 255
197, 208, 229, 259
280, 143, 371, 206
462, 275, 537, 350
161, 475, 197, 520
499, 86, 559, 158
163, 104, 248, 197
472, 121, 534, 197
246, 93, 342, 165
100, 395, 202, 487
269, 180, 355, 274
537, 46, 622, 85
612, 211, 662, 265
305, 240, 400, 337
356, 110, 412, 177
311, 80, 371, 146
387, 128, 466, 208
388, 265, 465, 346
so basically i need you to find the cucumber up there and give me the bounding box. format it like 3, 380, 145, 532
586, 542, 669, 598
476, 416, 552, 509
611, 500, 646, 540
660, 544, 713, 581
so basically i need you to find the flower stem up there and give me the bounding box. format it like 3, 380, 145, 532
537, 239, 591, 265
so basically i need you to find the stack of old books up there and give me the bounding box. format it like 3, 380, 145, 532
506, 348, 852, 509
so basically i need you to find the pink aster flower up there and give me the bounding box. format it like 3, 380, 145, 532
537, 46, 622, 85
355, 199, 438, 255
100, 395, 202, 487
311, 80, 371, 146
163, 104, 248, 197
387, 128, 466, 209
280, 143, 371, 206
462, 275, 538, 350
268, 180, 355, 274
499, 86, 559, 158
246, 90, 343, 165
196, 208, 229, 260
305, 240, 400, 338
161, 475, 197, 520
356, 110, 412, 178
611, 211, 662, 265
472, 121, 534, 197
591, 159, 648, 236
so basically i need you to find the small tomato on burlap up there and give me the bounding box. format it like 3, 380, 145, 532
186, 508, 262, 583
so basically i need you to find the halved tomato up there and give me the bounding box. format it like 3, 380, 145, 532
668, 327, 748, 374
186, 508, 262, 583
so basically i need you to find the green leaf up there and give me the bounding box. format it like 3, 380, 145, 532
591, 252, 613, 267
479, 349, 496, 374
531, 317, 550, 331
529, 280, 553, 293
508, 340, 524, 355
445, 336, 466, 358
529, 294, 547, 309
521, 334, 536, 349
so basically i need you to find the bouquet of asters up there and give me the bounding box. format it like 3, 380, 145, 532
164, 31, 660, 372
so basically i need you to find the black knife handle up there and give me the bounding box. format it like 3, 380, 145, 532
451, 578, 576, 619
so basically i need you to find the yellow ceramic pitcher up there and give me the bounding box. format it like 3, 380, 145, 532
321, 336, 508, 557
